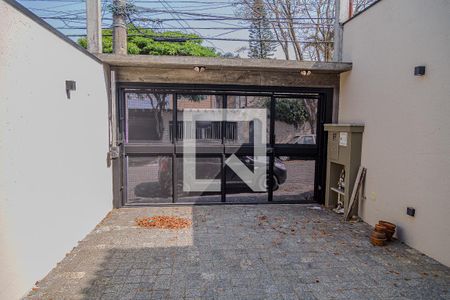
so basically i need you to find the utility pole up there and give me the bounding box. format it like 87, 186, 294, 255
86, 0, 102, 53
113, 0, 127, 55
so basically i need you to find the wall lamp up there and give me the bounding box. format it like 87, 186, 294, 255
414, 66, 426, 76
65, 80, 76, 99
194, 66, 206, 72
300, 70, 312, 76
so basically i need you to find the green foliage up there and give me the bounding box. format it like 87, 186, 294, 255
178, 94, 207, 102
263, 98, 309, 127
248, 0, 276, 59
78, 38, 87, 49
77, 25, 218, 57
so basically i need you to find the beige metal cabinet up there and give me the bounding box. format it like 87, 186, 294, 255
324, 124, 364, 217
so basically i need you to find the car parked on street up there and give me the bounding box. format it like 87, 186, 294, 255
280, 134, 316, 161
288, 134, 316, 145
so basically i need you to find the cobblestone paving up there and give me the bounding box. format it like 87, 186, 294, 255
26, 205, 450, 300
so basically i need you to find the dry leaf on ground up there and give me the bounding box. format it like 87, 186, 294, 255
136, 216, 192, 229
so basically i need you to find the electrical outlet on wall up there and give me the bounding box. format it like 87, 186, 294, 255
370, 192, 377, 201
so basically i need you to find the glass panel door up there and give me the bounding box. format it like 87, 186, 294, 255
272, 159, 315, 202
176, 94, 224, 144
125, 92, 174, 143
225, 155, 270, 203
126, 156, 173, 204
124, 91, 175, 205
122, 88, 327, 205
225, 95, 270, 144
176, 156, 223, 203
224, 95, 271, 202
273, 98, 318, 145
273, 97, 319, 202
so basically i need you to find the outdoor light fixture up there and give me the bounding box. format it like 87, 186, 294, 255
414, 66, 426, 76
300, 70, 312, 76
194, 66, 206, 72
407, 207, 416, 217
65, 80, 76, 99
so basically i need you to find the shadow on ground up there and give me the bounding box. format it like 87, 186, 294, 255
26, 205, 450, 299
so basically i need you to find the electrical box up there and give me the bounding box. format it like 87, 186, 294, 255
324, 124, 364, 218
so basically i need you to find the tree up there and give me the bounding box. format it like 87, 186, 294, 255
260, 98, 309, 128
264, 0, 332, 61
274, 99, 309, 128
354, 0, 377, 13
78, 26, 217, 140
248, 0, 277, 58
298, 0, 376, 61
299, 0, 335, 62
77, 25, 218, 57
236, 0, 376, 61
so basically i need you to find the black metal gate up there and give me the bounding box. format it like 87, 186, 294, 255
117, 84, 332, 206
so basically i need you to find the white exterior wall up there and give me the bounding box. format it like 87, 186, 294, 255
339, 0, 450, 266
0, 1, 112, 299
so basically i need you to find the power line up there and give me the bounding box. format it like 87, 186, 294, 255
157, 0, 189, 32
31, 5, 334, 22
20, 0, 232, 2
126, 0, 232, 3
67, 33, 333, 44
154, 0, 223, 50
55, 25, 334, 30
20, 0, 335, 52
134, 7, 334, 21
42, 16, 333, 24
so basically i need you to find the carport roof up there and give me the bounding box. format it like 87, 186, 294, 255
98, 54, 352, 74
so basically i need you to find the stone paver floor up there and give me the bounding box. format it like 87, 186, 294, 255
26, 205, 450, 299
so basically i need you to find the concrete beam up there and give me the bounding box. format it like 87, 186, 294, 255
98, 54, 352, 73
86, 0, 102, 53
114, 66, 340, 88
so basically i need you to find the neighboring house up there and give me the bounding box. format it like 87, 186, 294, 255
338, 0, 450, 267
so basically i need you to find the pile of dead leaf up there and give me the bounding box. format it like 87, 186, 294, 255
135, 216, 192, 229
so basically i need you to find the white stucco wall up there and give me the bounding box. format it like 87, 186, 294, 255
339, 0, 450, 266
0, 1, 112, 299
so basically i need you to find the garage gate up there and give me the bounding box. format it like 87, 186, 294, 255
118, 84, 332, 205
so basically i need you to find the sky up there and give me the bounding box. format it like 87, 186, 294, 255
16, 0, 262, 58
